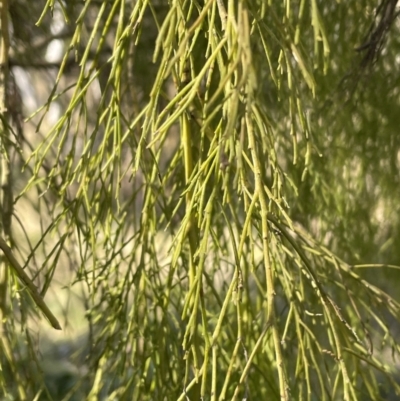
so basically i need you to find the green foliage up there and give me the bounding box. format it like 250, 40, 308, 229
0, 1, 400, 400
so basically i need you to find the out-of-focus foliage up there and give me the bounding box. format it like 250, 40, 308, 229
0, 0, 399, 400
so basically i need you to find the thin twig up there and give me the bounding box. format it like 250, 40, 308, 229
0, 236, 62, 330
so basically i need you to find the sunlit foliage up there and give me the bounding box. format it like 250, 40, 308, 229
0, 1, 399, 400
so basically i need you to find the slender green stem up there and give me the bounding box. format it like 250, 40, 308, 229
0, 236, 61, 330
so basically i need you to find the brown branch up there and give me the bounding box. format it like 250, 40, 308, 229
356, 0, 399, 68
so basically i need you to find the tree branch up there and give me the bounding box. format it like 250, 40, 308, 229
0, 236, 62, 330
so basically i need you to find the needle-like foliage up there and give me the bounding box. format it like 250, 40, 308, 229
0, 1, 400, 400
